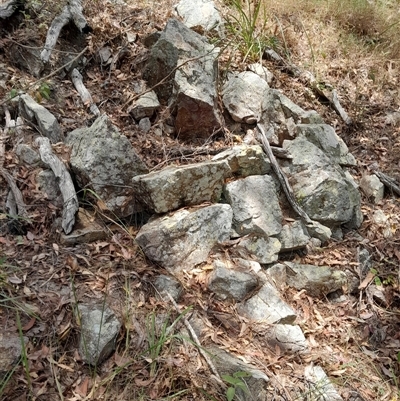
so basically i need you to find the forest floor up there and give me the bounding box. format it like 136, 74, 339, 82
0, 0, 400, 400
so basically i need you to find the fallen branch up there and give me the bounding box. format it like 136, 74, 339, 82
35, 137, 79, 234
0, 0, 20, 18
71, 68, 100, 116
373, 170, 400, 196
41, 0, 91, 63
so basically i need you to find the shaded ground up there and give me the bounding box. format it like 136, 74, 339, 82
0, 0, 400, 400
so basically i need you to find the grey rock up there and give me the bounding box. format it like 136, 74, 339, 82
295, 124, 356, 166
207, 345, 269, 401
135, 204, 233, 272
143, 19, 223, 139
78, 303, 121, 365
138, 117, 152, 133
232, 258, 262, 274
154, 275, 183, 301
282, 137, 362, 228
212, 145, 271, 177
0, 331, 28, 374
175, 0, 222, 32
247, 63, 273, 85
305, 220, 332, 243
19, 94, 62, 143
15, 144, 42, 166
222, 71, 270, 123
36, 169, 62, 206
132, 160, 229, 214
264, 324, 309, 354
130, 90, 160, 120
66, 114, 149, 217
265, 263, 287, 290
224, 175, 282, 237
304, 365, 344, 401
237, 282, 296, 324
208, 261, 258, 301
360, 174, 384, 204
278, 220, 310, 251
236, 235, 281, 264
285, 262, 347, 297
60, 209, 107, 245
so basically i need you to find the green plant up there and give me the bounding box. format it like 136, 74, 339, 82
224, 0, 268, 61
222, 371, 251, 401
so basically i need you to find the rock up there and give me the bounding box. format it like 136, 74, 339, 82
304, 365, 344, 401
284, 262, 347, 297
236, 235, 281, 264
264, 324, 309, 354
278, 220, 310, 251
9, 43, 43, 77
0, 331, 28, 374
138, 117, 151, 133
295, 124, 356, 166
212, 145, 271, 177
208, 261, 258, 301
360, 174, 384, 203
305, 220, 332, 243
132, 160, 229, 214
175, 0, 222, 32
232, 258, 262, 274
15, 144, 42, 166
154, 275, 183, 301
282, 137, 362, 228
247, 63, 273, 85
223, 175, 282, 237
135, 204, 233, 272
60, 209, 107, 245
36, 169, 63, 207
143, 18, 223, 140
207, 345, 269, 401
130, 90, 160, 120
19, 94, 63, 143
78, 303, 121, 366
237, 282, 296, 324
222, 71, 270, 124
66, 114, 149, 217
264, 263, 287, 290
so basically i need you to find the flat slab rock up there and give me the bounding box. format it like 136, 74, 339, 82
264, 324, 309, 355
135, 204, 233, 272
132, 160, 229, 214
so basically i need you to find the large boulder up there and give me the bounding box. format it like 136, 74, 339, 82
135, 204, 233, 272
281, 137, 362, 228
132, 160, 229, 214
66, 115, 148, 217
143, 18, 223, 140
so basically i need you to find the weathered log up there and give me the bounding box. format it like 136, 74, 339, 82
35, 137, 79, 234
41, 0, 91, 63
0, 0, 20, 18
71, 68, 100, 116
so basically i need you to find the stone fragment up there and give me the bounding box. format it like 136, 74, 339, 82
360, 174, 384, 204
60, 209, 107, 245
222, 71, 270, 124
224, 175, 282, 237
0, 331, 28, 374
264, 324, 309, 354
175, 0, 222, 32
15, 144, 42, 166
212, 145, 271, 177
132, 160, 229, 214
278, 220, 310, 251
284, 262, 347, 297
247, 63, 273, 85
208, 261, 258, 301
236, 235, 281, 265
154, 275, 183, 301
66, 114, 148, 217
135, 204, 233, 272
130, 90, 160, 120
36, 169, 62, 206
19, 94, 62, 143
138, 117, 151, 133
304, 365, 344, 401
143, 18, 223, 139
78, 303, 121, 365
237, 282, 296, 324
